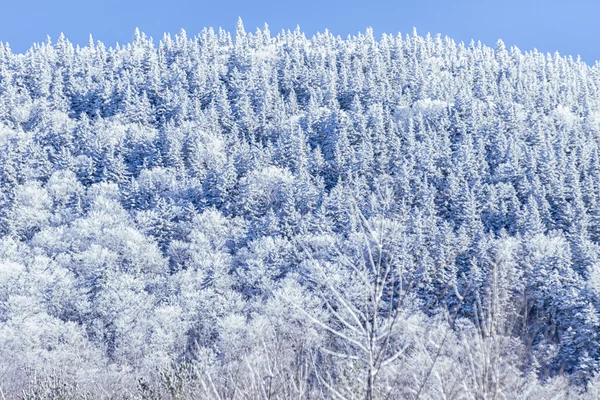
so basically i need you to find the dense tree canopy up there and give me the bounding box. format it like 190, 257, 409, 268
1, 21, 600, 398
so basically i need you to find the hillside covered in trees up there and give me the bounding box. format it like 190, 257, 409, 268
3, 20, 600, 398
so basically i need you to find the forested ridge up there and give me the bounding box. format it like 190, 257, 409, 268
2, 20, 600, 398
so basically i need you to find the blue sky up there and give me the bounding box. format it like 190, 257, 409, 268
2, 0, 598, 63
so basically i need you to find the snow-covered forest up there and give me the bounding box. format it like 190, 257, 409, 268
3, 20, 600, 398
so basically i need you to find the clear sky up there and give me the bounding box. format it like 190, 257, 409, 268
1, 0, 598, 64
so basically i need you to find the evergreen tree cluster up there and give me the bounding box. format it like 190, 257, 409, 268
2, 21, 600, 398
